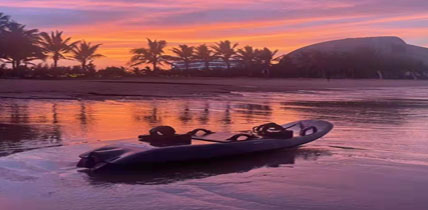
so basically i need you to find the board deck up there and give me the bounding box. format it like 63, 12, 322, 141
77, 120, 333, 171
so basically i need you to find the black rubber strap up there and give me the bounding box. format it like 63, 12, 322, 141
227, 133, 255, 141
149, 126, 176, 136
252, 122, 285, 136
187, 128, 213, 136
300, 126, 318, 136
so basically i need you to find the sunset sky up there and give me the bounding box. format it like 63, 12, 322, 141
2, 0, 428, 67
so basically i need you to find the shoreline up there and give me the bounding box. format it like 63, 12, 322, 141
1, 78, 428, 100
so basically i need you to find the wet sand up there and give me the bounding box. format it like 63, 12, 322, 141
2, 80, 428, 209
1, 78, 428, 100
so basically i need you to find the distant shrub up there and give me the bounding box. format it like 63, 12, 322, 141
97, 66, 129, 78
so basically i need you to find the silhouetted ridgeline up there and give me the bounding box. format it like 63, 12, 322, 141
274, 37, 428, 79
1, 11, 427, 79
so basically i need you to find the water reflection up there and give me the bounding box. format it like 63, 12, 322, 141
51, 103, 62, 144
0, 123, 62, 155
179, 103, 192, 124
1, 89, 428, 163
133, 107, 162, 124
197, 102, 210, 124
0, 102, 63, 155
0, 99, 284, 156
86, 148, 331, 185
9, 103, 30, 124
2, 89, 428, 210
282, 100, 410, 124
222, 103, 232, 125
235, 103, 272, 116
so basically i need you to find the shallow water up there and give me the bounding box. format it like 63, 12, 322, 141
1, 87, 428, 210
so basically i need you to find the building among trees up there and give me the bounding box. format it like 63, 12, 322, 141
171, 59, 241, 70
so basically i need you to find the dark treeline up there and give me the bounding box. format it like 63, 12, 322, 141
0, 13, 104, 79
1, 12, 427, 80
0, 12, 278, 79
128, 39, 279, 77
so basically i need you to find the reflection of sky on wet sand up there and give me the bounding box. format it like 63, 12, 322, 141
1, 88, 428, 209
1, 87, 428, 165
0, 98, 301, 155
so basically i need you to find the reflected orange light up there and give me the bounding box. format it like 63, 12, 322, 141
0, 99, 302, 143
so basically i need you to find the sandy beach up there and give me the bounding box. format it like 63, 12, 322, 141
1, 78, 428, 100
1, 83, 428, 210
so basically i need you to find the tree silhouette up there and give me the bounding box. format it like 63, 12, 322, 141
130, 39, 167, 71
169, 44, 194, 71
255, 47, 278, 77
212, 40, 238, 70
236, 46, 257, 74
39, 31, 78, 68
194, 44, 216, 70
0, 13, 10, 30
0, 22, 45, 69
255, 47, 278, 65
71, 41, 103, 70
0, 13, 10, 63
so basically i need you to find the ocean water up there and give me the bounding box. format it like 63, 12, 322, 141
1, 87, 428, 210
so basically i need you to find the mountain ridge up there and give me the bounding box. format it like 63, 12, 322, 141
275, 36, 428, 79
286, 36, 428, 65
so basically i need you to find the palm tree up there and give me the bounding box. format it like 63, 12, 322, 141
212, 40, 238, 70
0, 13, 10, 30
236, 46, 257, 68
0, 22, 45, 69
130, 39, 167, 71
255, 47, 279, 77
170, 44, 194, 71
71, 41, 103, 70
194, 44, 216, 70
256, 48, 278, 64
0, 13, 10, 63
39, 31, 78, 68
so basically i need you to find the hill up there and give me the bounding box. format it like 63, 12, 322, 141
276, 36, 428, 79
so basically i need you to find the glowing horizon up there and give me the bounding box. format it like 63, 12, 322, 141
2, 0, 428, 68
